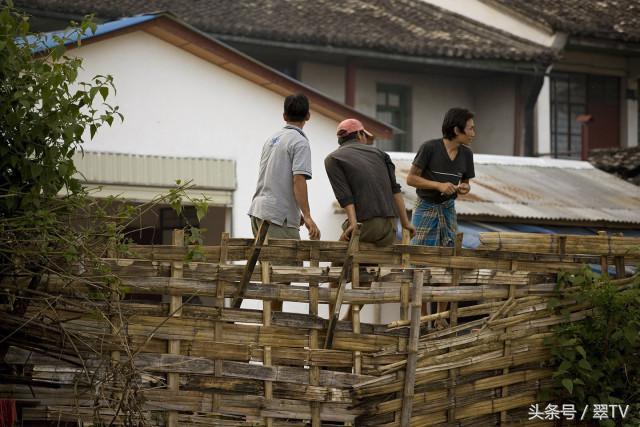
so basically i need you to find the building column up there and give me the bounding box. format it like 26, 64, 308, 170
624, 78, 638, 148
534, 76, 552, 156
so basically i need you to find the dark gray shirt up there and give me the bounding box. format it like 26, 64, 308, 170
248, 125, 312, 228
413, 138, 475, 203
324, 140, 402, 222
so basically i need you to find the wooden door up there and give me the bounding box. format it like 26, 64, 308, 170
586, 75, 620, 151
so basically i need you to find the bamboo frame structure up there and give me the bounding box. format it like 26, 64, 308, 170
1, 231, 638, 426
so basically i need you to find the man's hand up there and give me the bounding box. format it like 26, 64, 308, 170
439, 182, 457, 196
457, 182, 470, 195
303, 216, 321, 240
340, 222, 356, 241
403, 223, 416, 239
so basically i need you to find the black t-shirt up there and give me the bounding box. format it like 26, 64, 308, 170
412, 138, 475, 203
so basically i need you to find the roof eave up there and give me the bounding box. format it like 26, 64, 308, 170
568, 35, 640, 55
213, 34, 554, 75
41, 12, 394, 139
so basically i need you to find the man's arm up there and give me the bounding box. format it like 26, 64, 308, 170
393, 193, 416, 238
406, 165, 456, 196
293, 174, 320, 240
457, 179, 471, 195
340, 204, 358, 241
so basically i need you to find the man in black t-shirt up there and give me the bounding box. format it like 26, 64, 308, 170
407, 107, 475, 247
407, 107, 476, 327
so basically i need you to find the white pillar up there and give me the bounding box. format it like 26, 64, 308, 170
534, 76, 552, 156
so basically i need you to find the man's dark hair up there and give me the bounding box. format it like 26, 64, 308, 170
442, 107, 474, 139
338, 131, 360, 145
284, 93, 310, 122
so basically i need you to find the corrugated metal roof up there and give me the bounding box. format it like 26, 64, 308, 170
392, 153, 640, 225
73, 151, 236, 190
28, 14, 158, 52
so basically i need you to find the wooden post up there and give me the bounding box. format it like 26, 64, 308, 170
614, 231, 626, 279
261, 236, 273, 427
351, 234, 361, 374
400, 269, 426, 427
167, 229, 184, 427
500, 260, 519, 425
213, 232, 229, 413
231, 220, 269, 308
396, 229, 411, 424
309, 245, 321, 427
447, 232, 463, 422
597, 231, 609, 278
325, 224, 360, 349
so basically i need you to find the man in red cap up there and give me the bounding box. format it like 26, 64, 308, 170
325, 118, 415, 318
325, 118, 415, 245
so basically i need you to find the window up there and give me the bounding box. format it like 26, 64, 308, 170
159, 206, 200, 244
550, 73, 620, 159
550, 73, 586, 159
376, 84, 411, 152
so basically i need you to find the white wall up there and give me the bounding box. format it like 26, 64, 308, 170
535, 76, 552, 156
354, 68, 476, 151
300, 62, 517, 155
471, 76, 517, 155
71, 31, 346, 242
299, 62, 345, 103
421, 0, 556, 46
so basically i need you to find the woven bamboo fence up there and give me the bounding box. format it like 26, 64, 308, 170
1, 230, 638, 426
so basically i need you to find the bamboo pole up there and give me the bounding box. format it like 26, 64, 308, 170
598, 231, 609, 278
447, 232, 463, 423
167, 229, 184, 427
352, 234, 362, 375
400, 269, 426, 427
614, 232, 625, 279
325, 224, 360, 349
262, 236, 273, 427
231, 220, 269, 308
213, 232, 229, 413
395, 229, 411, 424
309, 246, 321, 427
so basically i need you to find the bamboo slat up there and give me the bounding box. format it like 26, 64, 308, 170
7, 231, 639, 426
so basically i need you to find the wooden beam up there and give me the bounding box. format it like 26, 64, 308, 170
324, 224, 361, 349
231, 220, 270, 308
400, 269, 426, 426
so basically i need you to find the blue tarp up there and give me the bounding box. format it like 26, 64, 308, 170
25, 14, 159, 53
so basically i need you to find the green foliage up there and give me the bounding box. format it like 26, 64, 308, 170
544, 267, 640, 425
0, 2, 122, 216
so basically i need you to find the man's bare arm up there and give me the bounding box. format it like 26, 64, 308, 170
393, 193, 416, 238
406, 165, 456, 196
293, 174, 320, 240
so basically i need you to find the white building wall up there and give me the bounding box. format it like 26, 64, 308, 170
354, 68, 476, 151
535, 76, 552, 156
300, 62, 518, 155
471, 76, 517, 155
421, 0, 556, 46
70, 31, 346, 243
299, 62, 346, 103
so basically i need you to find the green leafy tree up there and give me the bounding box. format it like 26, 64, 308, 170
0, 1, 125, 367
544, 268, 640, 426
0, 0, 122, 216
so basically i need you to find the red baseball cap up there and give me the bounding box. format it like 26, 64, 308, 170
336, 118, 373, 137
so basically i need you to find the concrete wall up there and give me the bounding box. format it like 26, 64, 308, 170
422, 0, 556, 46
300, 62, 517, 155
70, 31, 346, 243
299, 62, 345, 103
471, 75, 517, 155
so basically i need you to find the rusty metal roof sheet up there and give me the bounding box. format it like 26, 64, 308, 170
392, 153, 640, 225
